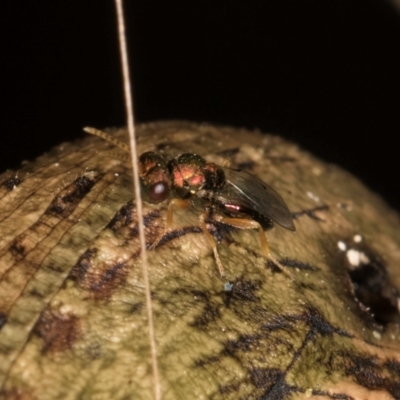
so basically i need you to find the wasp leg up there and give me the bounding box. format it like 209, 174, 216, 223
166, 198, 190, 226
199, 213, 225, 277
214, 216, 293, 279
149, 198, 190, 249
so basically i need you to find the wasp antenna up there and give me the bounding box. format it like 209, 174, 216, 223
83, 126, 130, 153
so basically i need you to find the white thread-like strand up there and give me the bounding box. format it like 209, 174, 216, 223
114, 1, 161, 399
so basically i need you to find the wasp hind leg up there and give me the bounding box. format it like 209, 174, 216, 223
213, 216, 293, 280
149, 198, 190, 250
199, 213, 225, 277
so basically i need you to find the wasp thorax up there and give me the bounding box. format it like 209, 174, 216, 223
168, 154, 208, 197
138, 152, 170, 203
202, 162, 225, 191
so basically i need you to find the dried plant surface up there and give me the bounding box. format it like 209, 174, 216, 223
0, 121, 399, 400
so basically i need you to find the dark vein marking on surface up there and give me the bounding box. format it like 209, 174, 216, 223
0, 177, 22, 192
342, 352, 400, 399
278, 258, 320, 271
0, 314, 6, 331
47, 175, 96, 218
311, 389, 354, 400
153, 226, 203, 248
0, 175, 98, 273
0, 149, 98, 225
292, 205, 329, 221
196, 303, 358, 399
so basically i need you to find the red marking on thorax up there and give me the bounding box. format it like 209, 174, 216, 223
175, 165, 205, 188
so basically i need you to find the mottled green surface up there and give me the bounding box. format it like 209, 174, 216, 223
0, 121, 399, 400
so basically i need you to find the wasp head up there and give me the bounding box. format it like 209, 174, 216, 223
138, 152, 171, 203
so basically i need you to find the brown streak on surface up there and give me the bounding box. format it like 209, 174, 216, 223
69, 248, 98, 284
1, 388, 36, 400
33, 309, 80, 354
70, 249, 129, 300
88, 262, 128, 300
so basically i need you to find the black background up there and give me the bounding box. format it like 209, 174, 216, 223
1, 1, 399, 210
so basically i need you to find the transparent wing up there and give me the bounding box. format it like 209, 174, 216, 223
217, 168, 295, 231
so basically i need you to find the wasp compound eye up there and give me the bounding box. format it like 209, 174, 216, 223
138, 151, 171, 203
148, 181, 169, 203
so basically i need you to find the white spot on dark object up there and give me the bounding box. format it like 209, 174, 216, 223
353, 234, 362, 243
224, 282, 234, 291
346, 249, 370, 267
347, 249, 360, 266
359, 252, 370, 264
337, 202, 353, 211
372, 330, 382, 340
337, 241, 347, 251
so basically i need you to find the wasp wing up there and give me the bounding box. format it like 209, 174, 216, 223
216, 168, 295, 231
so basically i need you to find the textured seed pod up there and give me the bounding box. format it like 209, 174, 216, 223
0, 121, 399, 400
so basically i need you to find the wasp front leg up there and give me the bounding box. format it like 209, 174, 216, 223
166, 198, 190, 226
149, 198, 191, 249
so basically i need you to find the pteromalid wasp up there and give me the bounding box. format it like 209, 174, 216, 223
84, 127, 295, 276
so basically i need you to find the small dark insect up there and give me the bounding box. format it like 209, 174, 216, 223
84, 127, 295, 276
